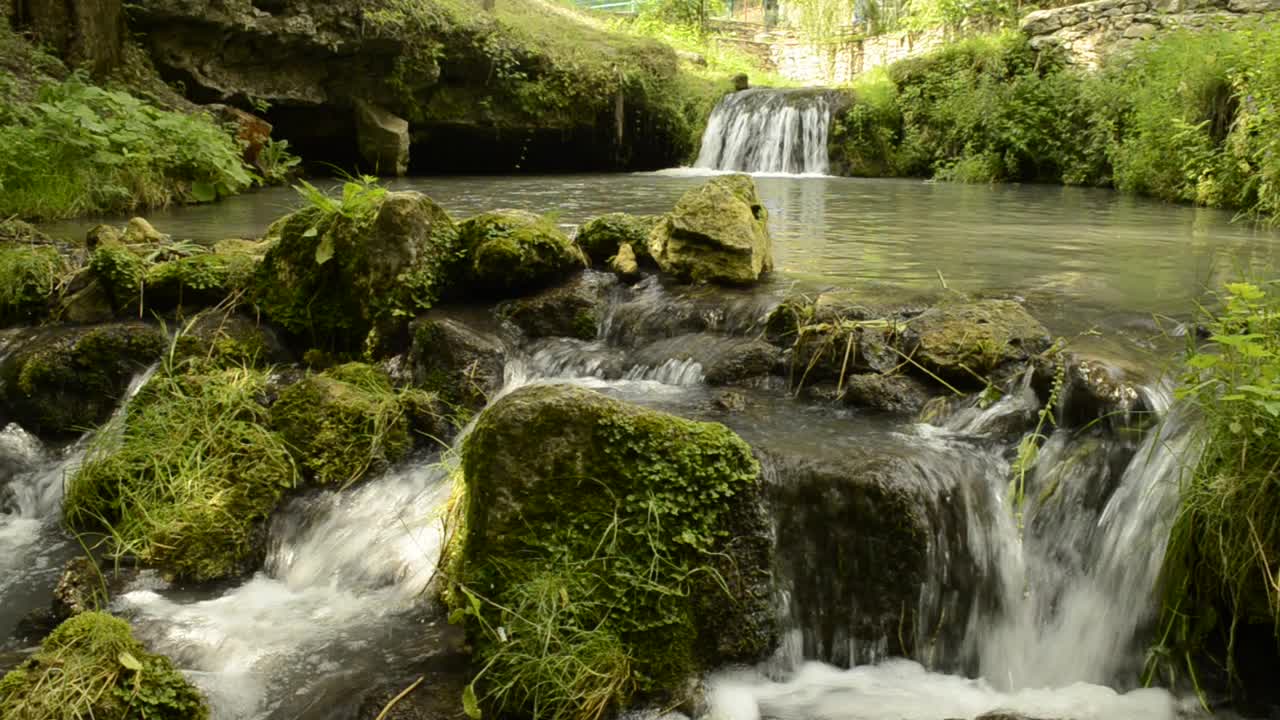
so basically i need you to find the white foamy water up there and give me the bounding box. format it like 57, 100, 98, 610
695, 89, 836, 175
116, 459, 454, 718
704, 659, 1181, 720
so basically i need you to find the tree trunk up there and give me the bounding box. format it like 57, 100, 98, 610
12, 0, 123, 76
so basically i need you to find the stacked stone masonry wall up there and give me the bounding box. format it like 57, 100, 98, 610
1021, 0, 1280, 67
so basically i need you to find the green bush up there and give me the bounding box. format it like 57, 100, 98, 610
0, 75, 255, 220
0, 611, 208, 720
1155, 281, 1280, 689
830, 23, 1280, 222
64, 363, 298, 581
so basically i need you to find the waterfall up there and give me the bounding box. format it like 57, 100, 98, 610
694, 88, 837, 175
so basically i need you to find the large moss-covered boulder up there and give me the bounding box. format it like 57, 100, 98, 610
64, 366, 297, 581
0, 243, 67, 326
255, 190, 461, 350
270, 363, 427, 486
172, 311, 290, 367
457, 210, 587, 299
0, 612, 208, 720
459, 385, 776, 717
0, 323, 166, 439
901, 300, 1052, 382
648, 174, 772, 285
575, 213, 659, 266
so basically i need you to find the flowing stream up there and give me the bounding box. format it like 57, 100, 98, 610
14, 171, 1280, 718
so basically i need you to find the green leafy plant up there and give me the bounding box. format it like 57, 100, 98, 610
1152, 281, 1280, 694
0, 74, 255, 220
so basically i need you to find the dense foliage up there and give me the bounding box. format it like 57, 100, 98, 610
830, 24, 1280, 223
1155, 281, 1280, 696
0, 76, 255, 220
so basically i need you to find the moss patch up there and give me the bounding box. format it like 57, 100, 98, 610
270, 363, 419, 486
458, 210, 587, 299
0, 322, 166, 438
0, 611, 207, 720
575, 213, 659, 266
0, 244, 66, 325
457, 384, 774, 717
64, 364, 297, 582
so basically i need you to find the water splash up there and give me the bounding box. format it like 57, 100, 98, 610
695, 89, 837, 175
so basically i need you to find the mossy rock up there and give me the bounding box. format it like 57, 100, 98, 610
87, 243, 147, 312
144, 241, 264, 310
901, 300, 1052, 382
648, 174, 772, 285
64, 365, 297, 581
0, 322, 166, 439
172, 311, 289, 367
0, 612, 208, 720
843, 373, 933, 414
457, 210, 587, 299
496, 271, 616, 341
0, 219, 55, 246
459, 385, 776, 715
575, 213, 659, 266
270, 363, 416, 486
254, 191, 462, 351
409, 312, 506, 412
0, 243, 67, 326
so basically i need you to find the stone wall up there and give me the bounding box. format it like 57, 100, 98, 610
767, 27, 950, 85
1022, 0, 1280, 68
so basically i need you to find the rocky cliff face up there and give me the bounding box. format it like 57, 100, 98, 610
1021, 0, 1280, 67
126, 0, 718, 174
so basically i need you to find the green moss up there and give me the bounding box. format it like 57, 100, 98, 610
0, 323, 167, 437
172, 312, 277, 367
457, 385, 768, 716
145, 251, 258, 308
0, 611, 208, 720
575, 213, 659, 266
459, 210, 586, 298
269, 363, 413, 487
253, 184, 462, 351
0, 244, 66, 325
64, 365, 297, 581
88, 243, 146, 310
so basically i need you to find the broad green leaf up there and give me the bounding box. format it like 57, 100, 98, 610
191, 181, 218, 203
448, 608, 466, 625
302, 225, 319, 238
315, 234, 335, 265
118, 651, 143, 672
462, 683, 482, 719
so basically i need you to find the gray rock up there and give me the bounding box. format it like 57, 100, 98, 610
409, 310, 506, 411
355, 100, 410, 176
843, 373, 933, 414
497, 271, 617, 341
649, 175, 773, 285
632, 333, 781, 386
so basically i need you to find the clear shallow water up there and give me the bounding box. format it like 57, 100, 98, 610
44, 172, 1280, 342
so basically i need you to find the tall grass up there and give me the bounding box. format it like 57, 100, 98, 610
1154, 281, 1280, 691
64, 356, 298, 582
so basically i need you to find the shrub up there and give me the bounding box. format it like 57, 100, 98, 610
0, 75, 256, 220
1155, 281, 1280, 690
0, 244, 66, 325
0, 611, 208, 720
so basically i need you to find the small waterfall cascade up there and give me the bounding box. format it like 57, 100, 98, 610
694, 88, 838, 175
